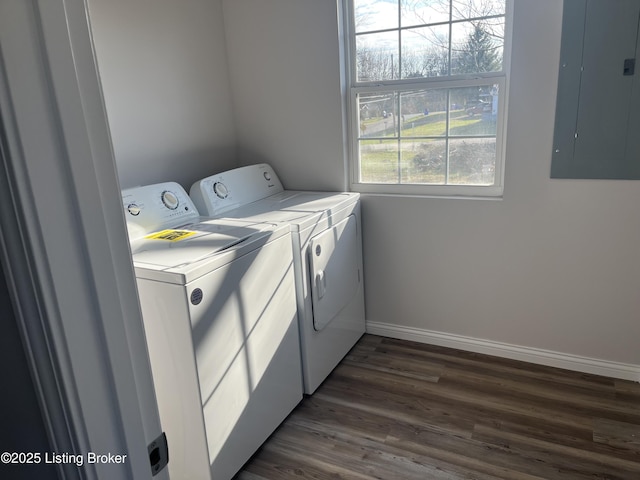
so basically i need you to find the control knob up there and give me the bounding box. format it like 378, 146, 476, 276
161, 190, 179, 210
213, 182, 229, 199
127, 203, 141, 216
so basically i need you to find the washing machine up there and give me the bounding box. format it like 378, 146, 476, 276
122, 182, 302, 480
190, 164, 366, 394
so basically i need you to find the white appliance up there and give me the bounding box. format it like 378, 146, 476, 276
122, 182, 302, 480
190, 164, 366, 394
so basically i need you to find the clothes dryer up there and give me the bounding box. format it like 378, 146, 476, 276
190, 164, 366, 394
122, 182, 302, 480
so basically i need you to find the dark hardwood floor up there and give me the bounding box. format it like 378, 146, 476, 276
236, 334, 640, 479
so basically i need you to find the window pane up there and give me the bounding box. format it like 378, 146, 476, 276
399, 89, 448, 137
450, 85, 498, 135
358, 92, 399, 138
400, 0, 450, 28
354, 0, 398, 33
451, 20, 504, 74
449, 85, 499, 131
401, 25, 449, 78
358, 83, 499, 186
451, 0, 505, 21
401, 139, 446, 183
356, 32, 400, 81
448, 137, 496, 185
360, 139, 400, 183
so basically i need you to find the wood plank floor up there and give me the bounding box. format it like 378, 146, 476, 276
236, 334, 640, 480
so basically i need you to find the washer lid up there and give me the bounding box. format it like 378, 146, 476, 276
131, 218, 287, 284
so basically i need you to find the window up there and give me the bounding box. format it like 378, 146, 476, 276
346, 0, 512, 197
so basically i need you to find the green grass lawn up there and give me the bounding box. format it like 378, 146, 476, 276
404, 115, 494, 137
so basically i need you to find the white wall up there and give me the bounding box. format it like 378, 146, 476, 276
88, 0, 237, 190
222, 0, 347, 191
222, 0, 640, 368
363, 0, 640, 366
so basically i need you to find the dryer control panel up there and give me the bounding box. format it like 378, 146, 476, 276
190, 163, 284, 217
122, 182, 199, 240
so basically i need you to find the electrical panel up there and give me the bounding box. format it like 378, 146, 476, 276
551, 0, 640, 179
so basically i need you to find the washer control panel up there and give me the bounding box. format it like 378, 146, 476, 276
190, 163, 284, 216
122, 182, 199, 239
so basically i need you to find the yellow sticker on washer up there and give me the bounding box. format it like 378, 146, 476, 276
145, 229, 196, 242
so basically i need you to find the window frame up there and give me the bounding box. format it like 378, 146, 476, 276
344, 0, 513, 198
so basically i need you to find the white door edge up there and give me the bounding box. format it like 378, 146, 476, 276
0, 1, 166, 478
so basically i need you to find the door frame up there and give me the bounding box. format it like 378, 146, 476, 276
0, 1, 166, 478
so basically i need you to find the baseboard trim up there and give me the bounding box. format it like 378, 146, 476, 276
365, 322, 640, 382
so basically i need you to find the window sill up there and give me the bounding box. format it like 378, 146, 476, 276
351, 182, 504, 199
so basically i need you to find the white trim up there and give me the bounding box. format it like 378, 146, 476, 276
352, 182, 504, 198
336, 0, 351, 192
366, 322, 640, 382
0, 1, 166, 478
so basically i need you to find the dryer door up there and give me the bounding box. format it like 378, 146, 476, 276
308, 214, 360, 331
